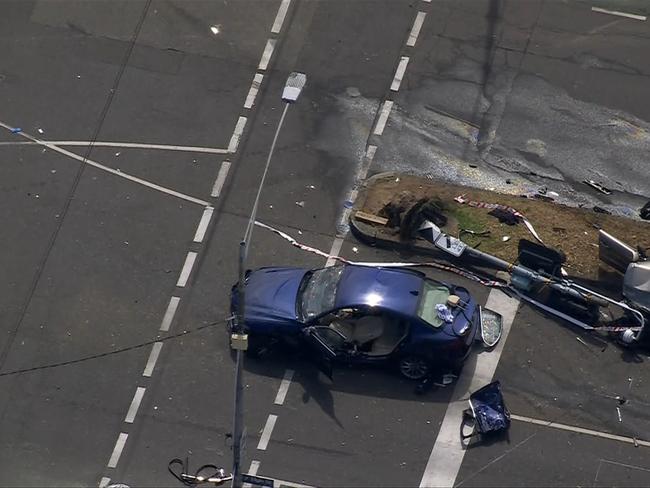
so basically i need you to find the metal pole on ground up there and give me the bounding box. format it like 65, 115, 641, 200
231, 72, 307, 488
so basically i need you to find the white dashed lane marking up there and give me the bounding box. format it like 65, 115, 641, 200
391, 56, 410, 91
99, 477, 111, 487
258, 39, 276, 71
407, 11, 426, 47
124, 387, 146, 424
107, 433, 128, 468
271, 0, 291, 33
274, 369, 295, 405
211, 161, 232, 197
244, 73, 264, 109
228, 116, 248, 153
193, 206, 214, 243
160, 296, 181, 332
142, 342, 163, 378
373, 100, 393, 136
257, 414, 278, 450
176, 252, 198, 287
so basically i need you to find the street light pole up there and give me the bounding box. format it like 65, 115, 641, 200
230, 72, 307, 488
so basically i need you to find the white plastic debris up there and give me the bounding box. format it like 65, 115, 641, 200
295, 201, 305, 207
352, 246, 359, 253
502, 236, 511, 242
37, 128, 44, 134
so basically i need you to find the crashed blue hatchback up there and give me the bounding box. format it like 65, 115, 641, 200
230, 264, 502, 380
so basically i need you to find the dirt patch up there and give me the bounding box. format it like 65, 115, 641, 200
358, 173, 650, 281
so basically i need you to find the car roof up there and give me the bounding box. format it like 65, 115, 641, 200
333, 265, 425, 316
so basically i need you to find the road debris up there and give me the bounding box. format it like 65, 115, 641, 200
37, 128, 44, 134
435, 304, 454, 323
593, 206, 611, 214
502, 236, 511, 242
295, 201, 305, 207
583, 179, 612, 195
640, 201, 650, 220
461, 381, 511, 442
10, 127, 21, 133
355, 210, 388, 226
617, 406, 622, 422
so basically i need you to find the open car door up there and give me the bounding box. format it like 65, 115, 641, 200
302, 326, 347, 380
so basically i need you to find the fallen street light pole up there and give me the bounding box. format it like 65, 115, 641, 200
230, 72, 307, 488
417, 220, 646, 340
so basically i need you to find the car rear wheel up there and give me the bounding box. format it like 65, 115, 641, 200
398, 355, 430, 380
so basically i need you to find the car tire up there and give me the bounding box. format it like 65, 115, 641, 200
398, 355, 431, 380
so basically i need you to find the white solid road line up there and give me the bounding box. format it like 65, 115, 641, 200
107, 432, 128, 468
193, 206, 214, 243
242, 460, 261, 488
419, 290, 520, 488
176, 251, 198, 287
228, 116, 248, 153
160, 296, 181, 332
124, 387, 146, 424
274, 369, 295, 405
211, 161, 232, 197
591, 6, 647, 21
0, 140, 229, 154
257, 414, 278, 450
511, 414, 650, 448
98, 477, 111, 487
271, 0, 292, 33
143, 342, 163, 377
373, 100, 393, 136
258, 39, 276, 71
244, 73, 264, 109
0, 123, 210, 207
407, 11, 426, 47
391, 56, 410, 92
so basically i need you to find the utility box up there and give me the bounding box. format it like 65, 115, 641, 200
230, 333, 249, 351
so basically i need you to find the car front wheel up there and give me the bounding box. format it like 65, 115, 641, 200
398, 355, 430, 380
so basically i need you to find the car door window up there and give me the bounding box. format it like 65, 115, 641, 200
309, 326, 348, 354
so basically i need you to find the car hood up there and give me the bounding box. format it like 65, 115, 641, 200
244, 267, 308, 324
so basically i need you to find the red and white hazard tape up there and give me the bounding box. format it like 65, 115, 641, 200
254, 221, 507, 288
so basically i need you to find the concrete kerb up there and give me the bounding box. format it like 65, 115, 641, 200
349, 172, 504, 277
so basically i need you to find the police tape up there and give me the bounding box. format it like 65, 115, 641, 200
254, 220, 507, 288
454, 194, 545, 245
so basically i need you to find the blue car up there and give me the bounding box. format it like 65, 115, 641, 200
230, 264, 502, 380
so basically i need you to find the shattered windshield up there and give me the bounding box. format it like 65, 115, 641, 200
298, 266, 345, 321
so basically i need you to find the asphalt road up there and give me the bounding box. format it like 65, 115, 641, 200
1, 1, 649, 487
